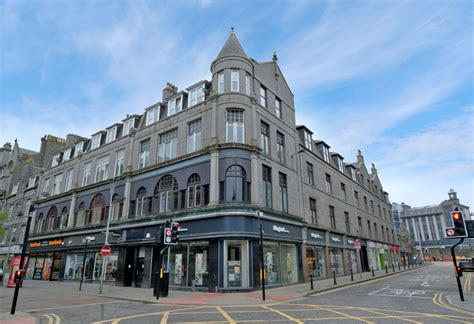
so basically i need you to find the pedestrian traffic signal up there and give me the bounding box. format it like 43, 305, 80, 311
451, 210, 467, 238
14, 270, 23, 284
456, 265, 463, 277
171, 222, 180, 244
163, 227, 173, 245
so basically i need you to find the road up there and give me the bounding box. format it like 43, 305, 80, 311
5, 263, 474, 323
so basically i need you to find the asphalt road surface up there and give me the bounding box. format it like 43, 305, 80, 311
25, 263, 474, 323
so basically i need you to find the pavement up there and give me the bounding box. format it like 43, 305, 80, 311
1, 262, 473, 323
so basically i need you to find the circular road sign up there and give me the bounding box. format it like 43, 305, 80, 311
101, 245, 112, 256
354, 238, 361, 250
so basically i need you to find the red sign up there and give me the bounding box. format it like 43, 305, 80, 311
395, 246, 400, 252
354, 238, 361, 250
101, 245, 112, 256
8, 255, 26, 287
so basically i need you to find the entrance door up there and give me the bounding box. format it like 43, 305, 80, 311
123, 248, 134, 287
135, 247, 146, 287
360, 247, 369, 272
224, 240, 248, 289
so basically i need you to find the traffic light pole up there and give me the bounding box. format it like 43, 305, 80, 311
11, 215, 32, 315
451, 238, 464, 302
259, 224, 265, 301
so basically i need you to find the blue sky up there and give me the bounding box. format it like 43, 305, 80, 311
1, 0, 473, 209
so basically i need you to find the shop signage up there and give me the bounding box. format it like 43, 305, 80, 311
379, 248, 385, 254
310, 233, 323, 239
331, 237, 341, 242
29, 239, 64, 248
354, 238, 361, 250
395, 246, 400, 252
0, 245, 21, 254
272, 225, 290, 233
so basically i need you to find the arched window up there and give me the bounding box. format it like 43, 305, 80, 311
111, 194, 123, 221
35, 213, 44, 233
89, 194, 105, 225
225, 165, 247, 202
187, 174, 202, 208
47, 206, 58, 231
135, 187, 147, 217
60, 207, 68, 229
75, 202, 86, 227
155, 175, 178, 212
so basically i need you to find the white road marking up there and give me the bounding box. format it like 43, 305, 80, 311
368, 286, 391, 296
420, 282, 430, 286
26, 300, 127, 312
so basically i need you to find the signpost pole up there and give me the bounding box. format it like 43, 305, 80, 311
259, 224, 265, 301
451, 238, 465, 302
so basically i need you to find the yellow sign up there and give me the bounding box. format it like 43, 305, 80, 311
29, 242, 41, 248
259, 268, 267, 280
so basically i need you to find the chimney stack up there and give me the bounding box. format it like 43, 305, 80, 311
162, 82, 178, 102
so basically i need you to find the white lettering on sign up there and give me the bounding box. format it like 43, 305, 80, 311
347, 239, 354, 244
331, 237, 341, 242
311, 233, 323, 239
273, 225, 290, 233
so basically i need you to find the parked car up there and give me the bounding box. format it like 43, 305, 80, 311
458, 258, 474, 272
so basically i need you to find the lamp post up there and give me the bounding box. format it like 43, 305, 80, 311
99, 178, 115, 294
350, 171, 363, 278
3, 212, 19, 286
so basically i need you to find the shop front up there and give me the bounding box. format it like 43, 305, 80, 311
305, 229, 326, 280
329, 233, 344, 276
345, 237, 359, 274
367, 241, 378, 271
378, 243, 385, 270
28, 239, 65, 281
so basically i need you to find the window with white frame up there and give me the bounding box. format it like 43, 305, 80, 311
276, 131, 285, 163
106, 127, 117, 144
338, 157, 344, 172
218, 72, 224, 94
138, 139, 150, 169
260, 121, 270, 155
82, 162, 91, 186
187, 119, 202, 153
351, 168, 357, 181
231, 69, 239, 92
325, 173, 332, 194
74, 142, 84, 157
279, 172, 288, 212
306, 162, 314, 186
262, 165, 272, 208
260, 85, 267, 107
95, 156, 109, 182
63, 147, 72, 161
322, 146, 330, 163
53, 173, 62, 195
275, 98, 282, 119
158, 129, 178, 162
226, 110, 244, 143
167, 96, 182, 117
123, 118, 135, 136
43, 178, 50, 195
114, 149, 125, 176
65, 169, 74, 191
146, 106, 160, 126
135, 187, 147, 217
28, 175, 38, 188
91, 134, 102, 150
187, 174, 202, 208
51, 153, 61, 167
304, 131, 312, 151
188, 85, 205, 107
11, 183, 19, 195
245, 73, 251, 95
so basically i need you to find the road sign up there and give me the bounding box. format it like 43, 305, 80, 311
446, 228, 455, 237
101, 245, 111, 256
354, 238, 361, 250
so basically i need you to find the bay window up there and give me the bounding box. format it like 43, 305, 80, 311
226, 110, 244, 143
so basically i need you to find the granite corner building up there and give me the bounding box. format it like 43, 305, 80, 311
25, 32, 399, 291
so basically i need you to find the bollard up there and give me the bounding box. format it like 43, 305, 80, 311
333, 271, 337, 285
398, 263, 401, 271
385, 265, 388, 274
404, 263, 406, 270
350, 268, 354, 282
372, 267, 375, 277
392, 263, 395, 273
310, 273, 314, 290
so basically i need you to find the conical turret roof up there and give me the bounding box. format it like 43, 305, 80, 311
215, 30, 248, 61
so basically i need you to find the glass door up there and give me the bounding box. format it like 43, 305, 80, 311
135, 247, 146, 287
224, 240, 248, 289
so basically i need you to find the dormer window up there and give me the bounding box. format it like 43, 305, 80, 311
304, 131, 312, 151
106, 127, 117, 144
91, 134, 102, 150
63, 147, 72, 161
11, 183, 19, 195
123, 118, 135, 136
338, 158, 344, 173
188, 85, 205, 107
146, 106, 160, 126
231, 70, 239, 92
168, 96, 182, 116
322, 146, 330, 163
351, 168, 357, 181
28, 175, 38, 188
51, 153, 62, 167
74, 142, 84, 157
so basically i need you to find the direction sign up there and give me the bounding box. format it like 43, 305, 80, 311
101, 245, 111, 256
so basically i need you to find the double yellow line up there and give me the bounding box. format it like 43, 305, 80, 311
433, 293, 473, 317
43, 313, 61, 324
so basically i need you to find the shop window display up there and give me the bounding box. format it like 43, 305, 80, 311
170, 245, 188, 286
280, 244, 298, 284
306, 246, 326, 279
345, 250, 358, 274
329, 248, 344, 276
263, 242, 280, 285
25, 256, 36, 280
188, 242, 209, 287
225, 240, 248, 288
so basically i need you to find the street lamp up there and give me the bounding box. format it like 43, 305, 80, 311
79, 236, 95, 291
350, 169, 363, 278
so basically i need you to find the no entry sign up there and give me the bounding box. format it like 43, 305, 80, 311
101, 245, 112, 256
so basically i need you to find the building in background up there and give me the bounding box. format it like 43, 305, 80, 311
397, 189, 473, 261
17, 31, 398, 291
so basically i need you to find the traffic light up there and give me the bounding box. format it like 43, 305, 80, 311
14, 269, 24, 284
450, 210, 467, 238
171, 222, 180, 244
456, 265, 463, 277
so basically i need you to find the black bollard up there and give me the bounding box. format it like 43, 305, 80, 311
310, 273, 314, 290
385, 265, 388, 274
398, 263, 401, 271
372, 267, 375, 277
333, 271, 337, 285
404, 263, 406, 270
350, 268, 354, 281
392, 263, 395, 273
